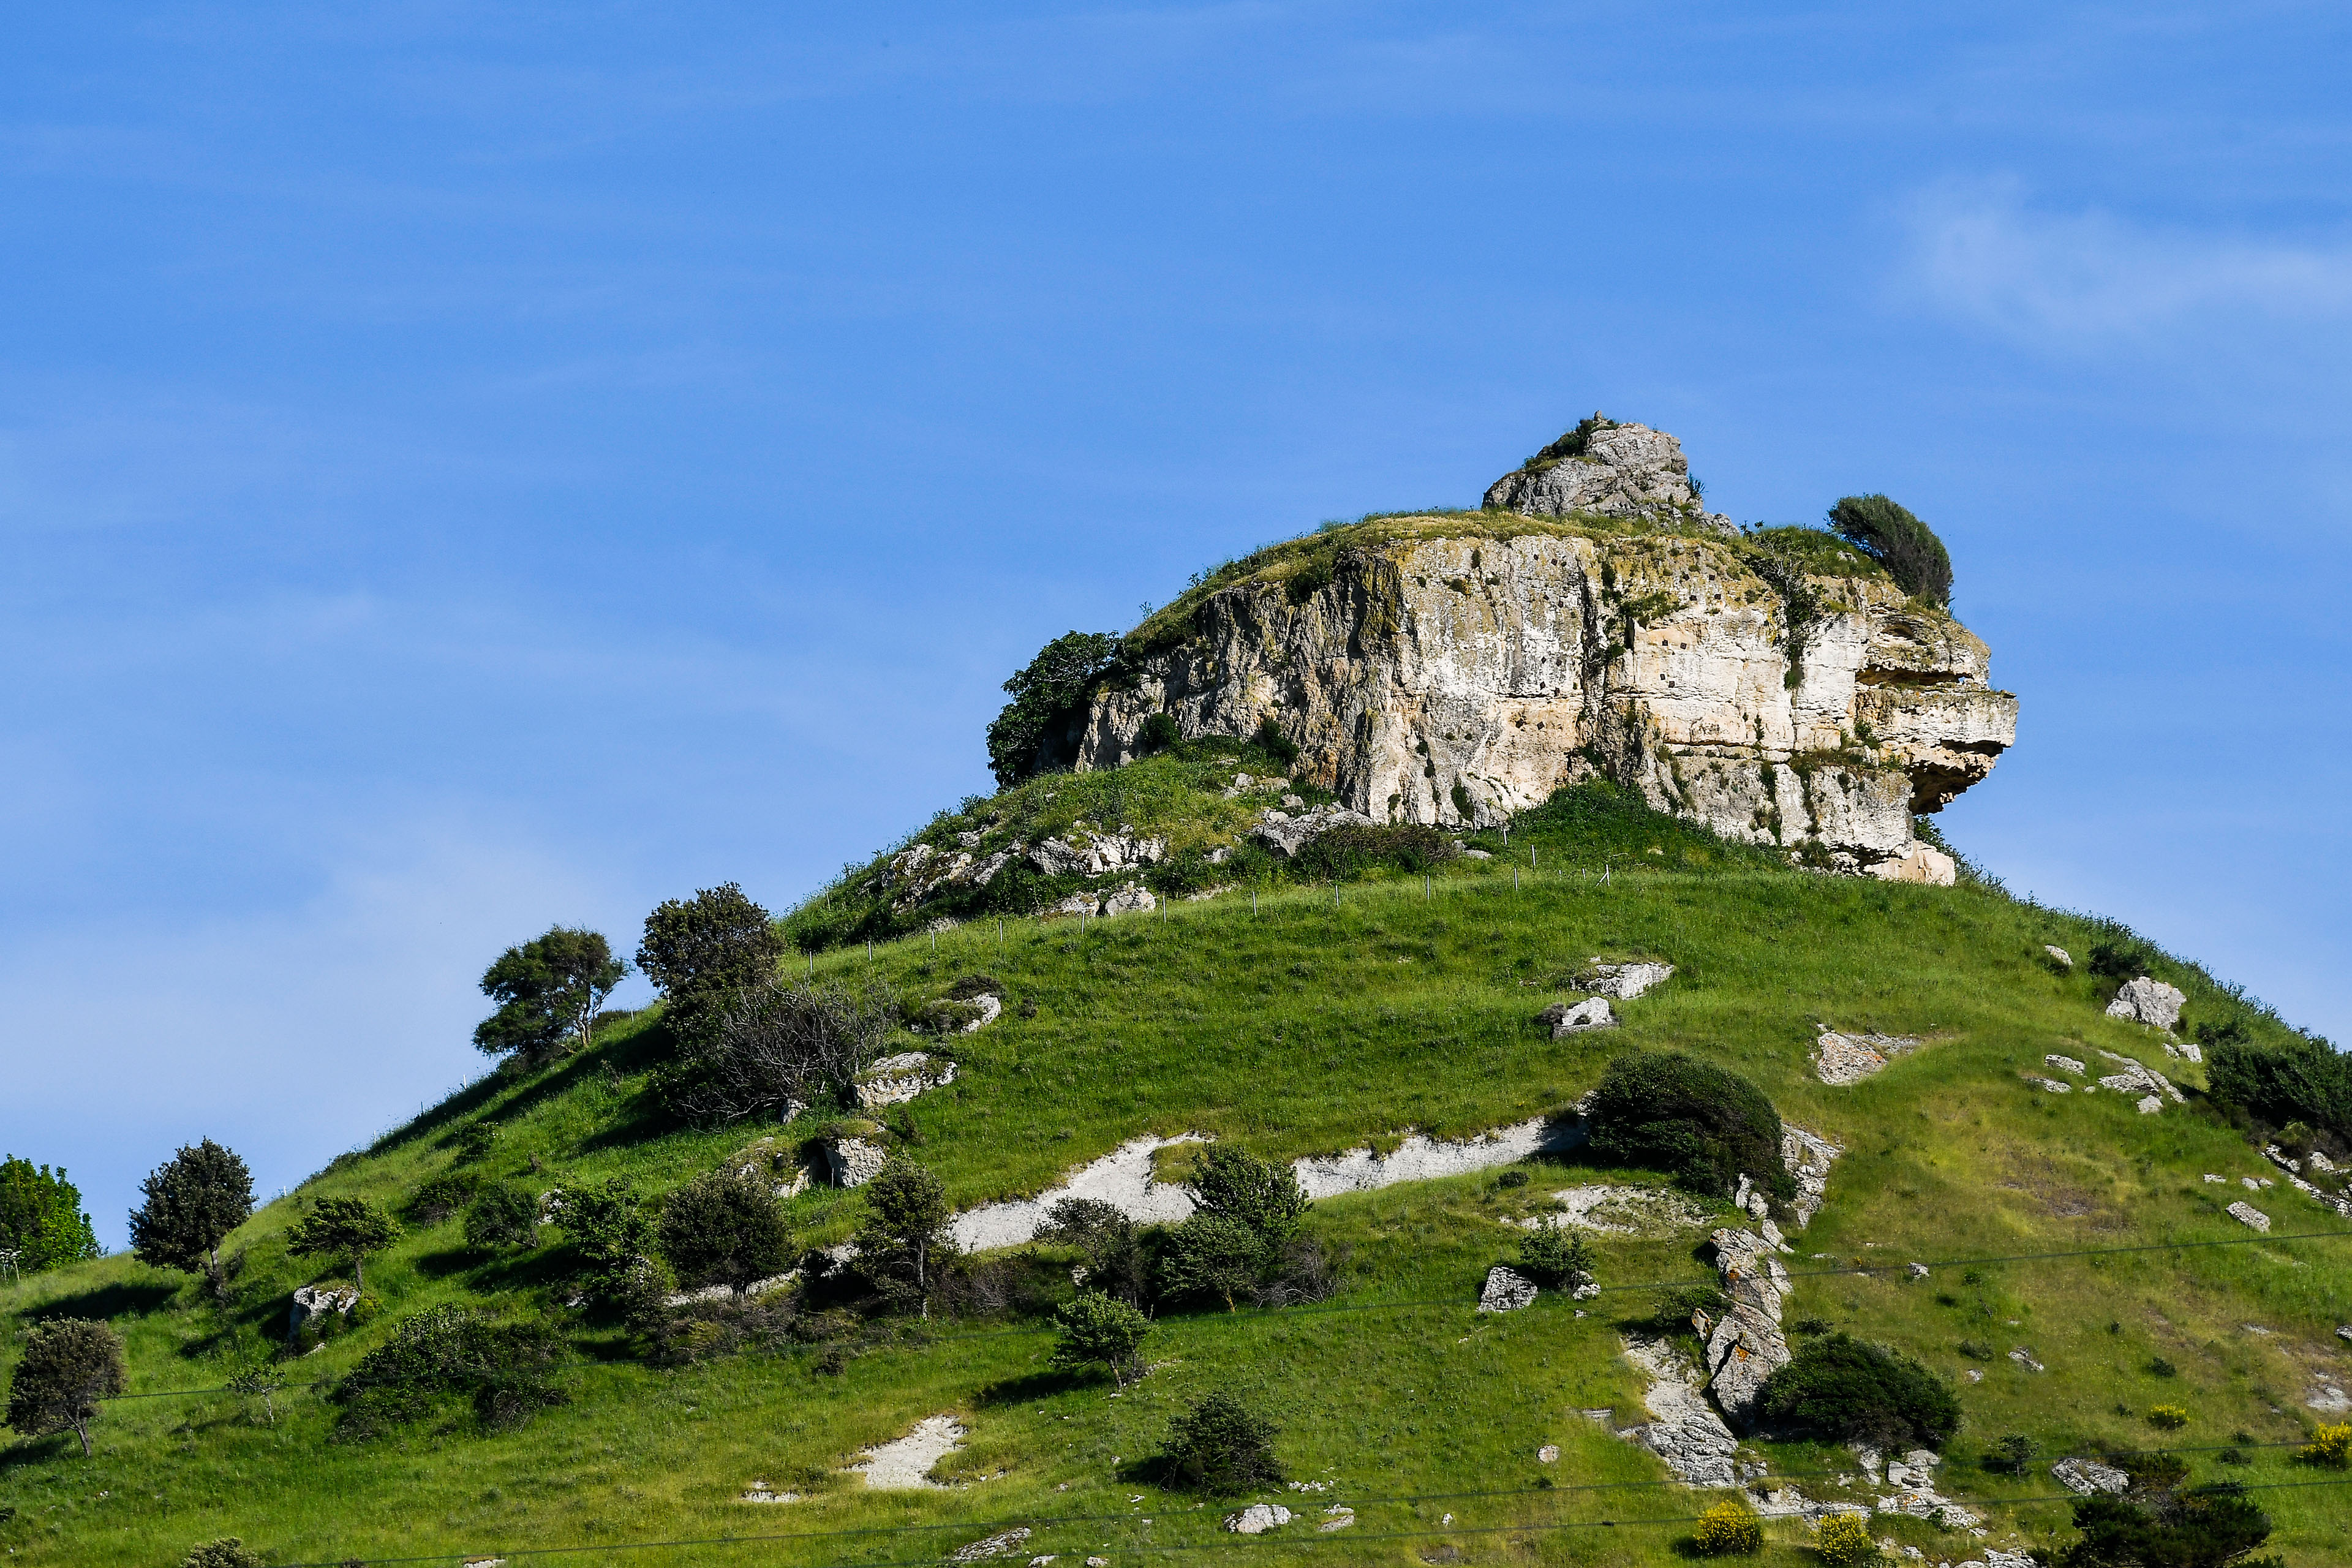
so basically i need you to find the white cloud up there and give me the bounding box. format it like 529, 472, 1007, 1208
1901, 181, 2352, 342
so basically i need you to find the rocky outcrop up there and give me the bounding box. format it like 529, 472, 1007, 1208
1483, 418, 1735, 533
855, 1052, 957, 1109
2107, 976, 2186, 1030
1537, 997, 1616, 1036
1069, 426, 2016, 873
1699, 1227, 1792, 1420
1477, 1264, 1539, 1313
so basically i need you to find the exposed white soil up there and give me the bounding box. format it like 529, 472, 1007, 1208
1291, 1115, 1586, 1199
949, 1136, 1205, 1250
850, 1415, 968, 1490
1507, 1183, 1712, 1235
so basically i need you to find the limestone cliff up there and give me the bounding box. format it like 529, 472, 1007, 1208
1066, 434, 2016, 878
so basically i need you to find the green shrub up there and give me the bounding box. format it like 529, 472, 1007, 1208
1811, 1512, 1879, 1566
1826, 494, 1951, 605
1987, 1433, 2040, 1473
181, 1541, 265, 1568
658, 1167, 793, 1300
1692, 1498, 1763, 1556
4, 1317, 126, 1457
1158, 1391, 1283, 1493
1515, 1218, 1594, 1292
853, 1153, 959, 1310
1156, 1215, 1267, 1310
1289, 821, 1459, 881
0, 1157, 102, 1273
1038, 1197, 1150, 1306
2148, 1404, 2189, 1430
1756, 1333, 1961, 1449
552, 1176, 655, 1303
2052, 1482, 2276, 1568
408, 1169, 483, 1223
1520, 412, 1616, 471
333, 1305, 568, 1440
2088, 936, 2160, 981
1185, 1145, 1310, 1243
1251, 717, 1299, 769
1049, 1292, 1153, 1384
1585, 1049, 1793, 1201
986, 631, 1123, 786
464, 1185, 541, 1251
1138, 712, 1183, 754
2208, 1036, 2352, 1146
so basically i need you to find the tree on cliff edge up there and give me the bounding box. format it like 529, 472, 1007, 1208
986, 630, 1121, 786
1827, 494, 1952, 605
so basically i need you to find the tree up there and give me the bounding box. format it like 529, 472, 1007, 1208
657, 1167, 791, 1300
127, 1138, 254, 1277
1049, 1291, 1153, 1385
286, 1196, 402, 1295
636, 884, 786, 1038
0, 1156, 100, 1274
1826, 494, 1953, 606
854, 1155, 957, 1313
473, 926, 627, 1060
5, 1317, 126, 1457
1159, 1391, 1283, 1493
1156, 1214, 1267, 1311
464, 1185, 541, 1251
661, 978, 897, 1123
1186, 1146, 1309, 1245
984, 630, 1122, 786
1039, 1197, 1150, 1305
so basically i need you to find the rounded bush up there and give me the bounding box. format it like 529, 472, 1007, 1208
1585, 1049, 1792, 1200
1692, 1498, 1763, 1556
1757, 1333, 1960, 1449
1811, 1512, 1880, 1566
2148, 1404, 2189, 1430
2299, 1422, 2352, 1468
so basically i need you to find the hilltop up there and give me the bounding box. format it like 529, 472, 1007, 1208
3, 423, 2348, 1568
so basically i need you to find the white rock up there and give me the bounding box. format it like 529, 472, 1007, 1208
1813, 1029, 1924, 1085
2106, 976, 2187, 1031
1537, 1444, 1559, 1463
2027, 1077, 2072, 1094
1224, 1504, 1291, 1534
2045, 945, 2073, 967
951, 1526, 1033, 1561
1537, 997, 1615, 1036
2136, 1095, 2164, 1115
856, 1051, 959, 1109
1100, 883, 1156, 917
827, 1135, 890, 1188
2051, 1457, 2129, 1496
2226, 1201, 2271, 1233
1479, 1265, 1540, 1313
2008, 1348, 2045, 1372
2337, 1325, 2352, 1345
1319, 1506, 1355, 1531
2045, 1055, 2086, 1076
2204, 1174, 2225, 1183
287, 1284, 358, 1339
1580, 961, 1675, 1000
1869, 843, 1958, 886
1614, 1336, 1744, 1485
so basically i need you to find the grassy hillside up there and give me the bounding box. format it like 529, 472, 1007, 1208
4, 785, 2349, 1568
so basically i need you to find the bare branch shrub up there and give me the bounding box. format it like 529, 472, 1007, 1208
664, 979, 899, 1124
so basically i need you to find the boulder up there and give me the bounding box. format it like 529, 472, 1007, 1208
1578, 961, 1675, 1000
2045, 945, 2073, 968
2106, 976, 2186, 1031
1477, 1265, 1539, 1313
2009, 1348, 2045, 1372
2226, 1201, 2270, 1233
288, 1283, 358, 1340
1868, 844, 1958, 887
949, 1528, 1033, 1562
2051, 1458, 2129, 1496
1811, 1028, 1924, 1086
826, 1129, 891, 1188
1701, 1228, 1792, 1419
1537, 997, 1615, 1037
1225, 1504, 1292, 1534
1251, 803, 1376, 858
2046, 1054, 2086, 1076
1101, 883, 1157, 917
856, 1052, 957, 1109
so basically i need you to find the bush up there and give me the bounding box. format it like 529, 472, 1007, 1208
1049, 1292, 1152, 1384
1038, 1197, 1150, 1306
986, 630, 1123, 786
1692, 1498, 1763, 1556
1159, 1391, 1283, 1493
2208, 1036, 2352, 1147
658, 1167, 793, 1299
1811, 1513, 1879, 1566
1289, 821, 1460, 881
1826, 494, 1951, 605
1157, 1215, 1268, 1311
1516, 1218, 1594, 1292
552, 1176, 657, 1304
2087, 936, 2161, 981
286, 1196, 402, 1295
854, 1154, 959, 1311
2052, 1481, 2277, 1568
660, 978, 897, 1123
2299, 1423, 2352, 1468
2146, 1404, 2189, 1430
332, 1305, 568, 1439
1987, 1433, 2040, 1473
1138, 712, 1183, 754
472, 925, 627, 1060
1251, 716, 1300, 769
1757, 1333, 1961, 1450
464, 1185, 541, 1251
181, 1542, 265, 1568
1585, 1049, 1793, 1201
409, 1169, 483, 1223
1186, 1146, 1310, 1243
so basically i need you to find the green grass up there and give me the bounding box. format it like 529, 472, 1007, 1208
6, 807, 2349, 1566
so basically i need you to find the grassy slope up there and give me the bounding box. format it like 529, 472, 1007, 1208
5, 806, 2349, 1567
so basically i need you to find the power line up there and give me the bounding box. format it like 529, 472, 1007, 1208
266, 1475, 2352, 1567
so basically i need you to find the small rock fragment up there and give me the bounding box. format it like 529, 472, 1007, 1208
2008, 1348, 2045, 1372
1537, 1444, 1559, 1463
1478, 1265, 1539, 1313
2051, 1457, 2129, 1496
1224, 1503, 1292, 1534
950, 1526, 1033, 1562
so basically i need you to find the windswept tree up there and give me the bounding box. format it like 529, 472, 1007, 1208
473, 926, 627, 1060
636, 884, 786, 1039
1, 1157, 100, 1276
287, 1196, 402, 1295
127, 1138, 254, 1279
1826, 494, 1953, 606
1185, 1146, 1310, 1244
5, 1317, 126, 1457
984, 630, 1121, 786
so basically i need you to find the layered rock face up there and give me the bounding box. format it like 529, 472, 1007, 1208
1070, 445, 2017, 873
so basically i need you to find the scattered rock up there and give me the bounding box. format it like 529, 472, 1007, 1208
2008, 1348, 2045, 1372
1319, 1506, 1356, 1531
738, 1480, 802, 1504
951, 1528, 1033, 1562
826, 1128, 891, 1188
851, 1415, 968, 1490
1963, 1369, 1982, 1382
1812, 1028, 1925, 1085
856, 1051, 959, 1109
1578, 961, 1675, 1000
2227, 1201, 2271, 1233
2204, 1174, 2225, 1183
2046, 1055, 2086, 1076
1537, 1445, 1559, 1463
2027, 1077, 2073, 1095
2045, 946, 2073, 968
1100, 883, 1157, 918
1537, 997, 1615, 1036
2051, 1458, 2129, 1496
2095, 1050, 2184, 1105
1782, 1125, 1842, 1230
2135, 1094, 2163, 1115
1478, 1265, 1539, 1313
1518, 1183, 1711, 1237
1224, 1503, 1292, 1534
1906, 1263, 1930, 1281
1292, 1114, 1587, 1201
2106, 976, 2187, 1031
1701, 1228, 1793, 1419
2307, 1382, 2350, 1414
1614, 1336, 1746, 1485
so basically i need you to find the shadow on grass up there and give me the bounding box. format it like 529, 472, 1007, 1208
24, 1279, 181, 1322
973, 1368, 1091, 1406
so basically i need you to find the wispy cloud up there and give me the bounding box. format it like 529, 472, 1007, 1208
1901, 181, 2352, 343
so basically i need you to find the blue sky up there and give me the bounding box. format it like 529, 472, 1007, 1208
5, 4, 2347, 1250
